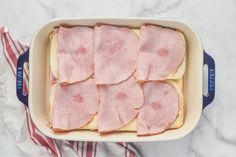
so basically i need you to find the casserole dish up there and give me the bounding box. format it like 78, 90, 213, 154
16, 17, 215, 142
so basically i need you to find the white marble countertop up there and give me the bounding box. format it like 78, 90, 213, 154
0, 0, 236, 156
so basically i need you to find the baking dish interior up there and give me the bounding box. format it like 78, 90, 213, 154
29, 18, 203, 142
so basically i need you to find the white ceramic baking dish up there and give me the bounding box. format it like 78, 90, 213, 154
16, 17, 215, 142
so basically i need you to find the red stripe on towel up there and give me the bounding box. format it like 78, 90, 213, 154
46, 136, 59, 157
1, 36, 16, 76
31, 120, 58, 157
93, 142, 97, 157
25, 108, 38, 145
17, 42, 30, 70
2, 34, 17, 67
125, 143, 128, 157
117, 142, 136, 157
81, 142, 84, 157
7, 33, 29, 80
86, 142, 93, 157
1, 29, 60, 157
2, 33, 28, 93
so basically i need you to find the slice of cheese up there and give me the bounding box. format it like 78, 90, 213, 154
49, 32, 58, 78
49, 28, 185, 131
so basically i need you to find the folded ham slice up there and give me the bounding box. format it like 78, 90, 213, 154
52, 78, 99, 131
98, 77, 144, 133
135, 25, 185, 81
94, 25, 139, 84
137, 81, 179, 136
57, 26, 94, 84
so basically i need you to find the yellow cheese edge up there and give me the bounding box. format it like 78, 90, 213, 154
167, 79, 184, 128
50, 32, 58, 78
49, 80, 184, 131
49, 28, 185, 131
50, 29, 186, 80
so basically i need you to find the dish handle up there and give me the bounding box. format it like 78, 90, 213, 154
16, 49, 29, 107
203, 51, 215, 109
16, 49, 215, 108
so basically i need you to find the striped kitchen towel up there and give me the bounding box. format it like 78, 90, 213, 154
0, 26, 140, 157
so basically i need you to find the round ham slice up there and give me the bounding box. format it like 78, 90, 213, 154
94, 25, 139, 84
137, 81, 179, 136
98, 77, 144, 133
52, 78, 99, 131
57, 26, 94, 84
135, 25, 185, 81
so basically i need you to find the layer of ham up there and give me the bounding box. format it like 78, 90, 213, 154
135, 25, 185, 81
98, 77, 144, 133
57, 26, 94, 84
94, 25, 139, 84
52, 78, 99, 131
137, 81, 179, 136
52, 25, 184, 135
